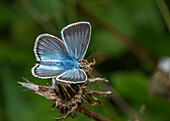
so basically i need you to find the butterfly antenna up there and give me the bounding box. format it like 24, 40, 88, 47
87, 48, 98, 60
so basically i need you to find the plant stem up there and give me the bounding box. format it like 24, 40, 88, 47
76, 105, 112, 121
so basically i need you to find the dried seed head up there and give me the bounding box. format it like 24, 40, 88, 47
19, 77, 112, 120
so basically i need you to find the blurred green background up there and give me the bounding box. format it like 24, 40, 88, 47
0, 0, 170, 121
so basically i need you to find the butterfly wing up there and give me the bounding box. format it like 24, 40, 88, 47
56, 68, 87, 83
34, 34, 69, 61
61, 22, 91, 62
32, 63, 65, 78
32, 34, 70, 78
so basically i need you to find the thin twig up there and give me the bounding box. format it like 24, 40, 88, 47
156, 0, 170, 33
76, 105, 112, 121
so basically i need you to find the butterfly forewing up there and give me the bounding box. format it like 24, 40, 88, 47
35, 34, 69, 61
61, 22, 91, 62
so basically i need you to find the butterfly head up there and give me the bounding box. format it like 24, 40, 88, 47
80, 59, 95, 72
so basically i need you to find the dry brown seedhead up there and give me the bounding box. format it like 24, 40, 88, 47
19, 77, 111, 120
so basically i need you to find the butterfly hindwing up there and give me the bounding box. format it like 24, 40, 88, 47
32, 63, 65, 78
61, 22, 91, 62
56, 69, 87, 83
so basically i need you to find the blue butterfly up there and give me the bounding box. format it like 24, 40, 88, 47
32, 22, 92, 83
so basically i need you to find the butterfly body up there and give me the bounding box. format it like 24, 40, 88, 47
41, 60, 79, 70
32, 22, 93, 83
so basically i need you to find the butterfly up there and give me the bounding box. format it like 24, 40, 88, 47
32, 22, 92, 83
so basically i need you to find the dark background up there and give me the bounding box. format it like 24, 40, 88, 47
0, 0, 170, 121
